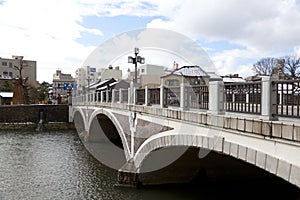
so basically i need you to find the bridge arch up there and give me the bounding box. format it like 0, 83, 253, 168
88, 108, 131, 161
134, 132, 300, 187
72, 108, 88, 134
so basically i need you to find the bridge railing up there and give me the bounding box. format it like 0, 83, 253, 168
113, 90, 120, 102
185, 85, 209, 110
121, 89, 128, 103
224, 82, 261, 114
136, 89, 145, 105
72, 77, 300, 120
274, 79, 300, 118
148, 87, 160, 105
164, 86, 180, 107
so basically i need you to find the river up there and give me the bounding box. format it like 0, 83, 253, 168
0, 130, 299, 200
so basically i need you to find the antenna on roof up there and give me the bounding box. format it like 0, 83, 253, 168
173, 61, 179, 70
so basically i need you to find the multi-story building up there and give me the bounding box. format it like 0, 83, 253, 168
0, 56, 37, 87
52, 70, 75, 98
127, 64, 165, 87
100, 65, 122, 81
75, 65, 123, 94
139, 64, 165, 88
75, 67, 86, 94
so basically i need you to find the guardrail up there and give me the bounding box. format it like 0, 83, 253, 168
224, 82, 261, 114
274, 80, 300, 118
72, 78, 300, 119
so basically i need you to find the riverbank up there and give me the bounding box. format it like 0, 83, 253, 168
0, 104, 74, 131
0, 122, 75, 131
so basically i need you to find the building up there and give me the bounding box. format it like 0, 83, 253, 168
161, 65, 211, 107
100, 65, 122, 81
0, 92, 13, 105
0, 56, 37, 87
222, 74, 246, 83
75, 65, 122, 94
75, 67, 86, 94
161, 65, 210, 86
52, 70, 75, 99
127, 64, 165, 87
139, 64, 165, 88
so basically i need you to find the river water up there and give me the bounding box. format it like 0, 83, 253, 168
0, 130, 299, 200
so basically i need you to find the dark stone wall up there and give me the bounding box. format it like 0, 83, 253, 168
0, 105, 69, 123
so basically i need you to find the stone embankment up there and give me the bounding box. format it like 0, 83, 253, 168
0, 105, 74, 131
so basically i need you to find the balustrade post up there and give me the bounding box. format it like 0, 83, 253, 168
119, 88, 123, 103
112, 89, 116, 103
208, 81, 225, 115
95, 92, 98, 102
180, 83, 186, 110
133, 87, 137, 105
128, 88, 131, 104
260, 76, 278, 120
145, 86, 149, 106
106, 90, 109, 102
160, 85, 165, 108
101, 91, 104, 103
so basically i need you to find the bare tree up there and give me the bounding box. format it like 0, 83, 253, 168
12, 56, 30, 104
282, 55, 300, 79
252, 57, 280, 76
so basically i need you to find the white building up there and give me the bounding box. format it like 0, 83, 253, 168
100, 65, 122, 81
75, 67, 86, 93
52, 70, 75, 98
75, 65, 122, 94
0, 56, 37, 87
139, 64, 165, 76
139, 64, 166, 88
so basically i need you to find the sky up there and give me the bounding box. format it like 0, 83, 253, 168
0, 0, 300, 83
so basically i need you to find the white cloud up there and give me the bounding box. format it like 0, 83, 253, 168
0, 0, 185, 83
0, 0, 99, 82
147, 0, 300, 50
294, 46, 300, 57
1, 0, 299, 83
146, 0, 300, 76
83, 28, 213, 71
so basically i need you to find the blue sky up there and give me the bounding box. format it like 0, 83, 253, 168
76, 15, 159, 46
0, 0, 299, 82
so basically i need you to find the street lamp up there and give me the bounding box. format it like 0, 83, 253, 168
128, 47, 145, 83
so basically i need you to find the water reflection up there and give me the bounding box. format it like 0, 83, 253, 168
0, 130, 299, 200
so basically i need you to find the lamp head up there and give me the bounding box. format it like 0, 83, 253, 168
134, 47, 139, 54
140, 57, 145, 64
128, 56, 133, 63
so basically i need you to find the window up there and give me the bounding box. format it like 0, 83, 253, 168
2, 62, 7, 66
141, 69, 145, 73
9, 72, 13, 78
3, 71, 8, 77
165, 79, 179, 86
9, 62, 12, 68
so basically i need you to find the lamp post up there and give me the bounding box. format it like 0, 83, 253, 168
128, 47, 145, 84
127, 48, 144, 158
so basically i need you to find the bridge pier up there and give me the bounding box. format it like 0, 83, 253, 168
117, 159, 140, 188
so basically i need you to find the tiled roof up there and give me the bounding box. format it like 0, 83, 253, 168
172, 66, 209, 77
162, 66, 209, 78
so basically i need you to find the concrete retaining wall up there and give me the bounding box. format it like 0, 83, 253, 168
0, 105, 69, 123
